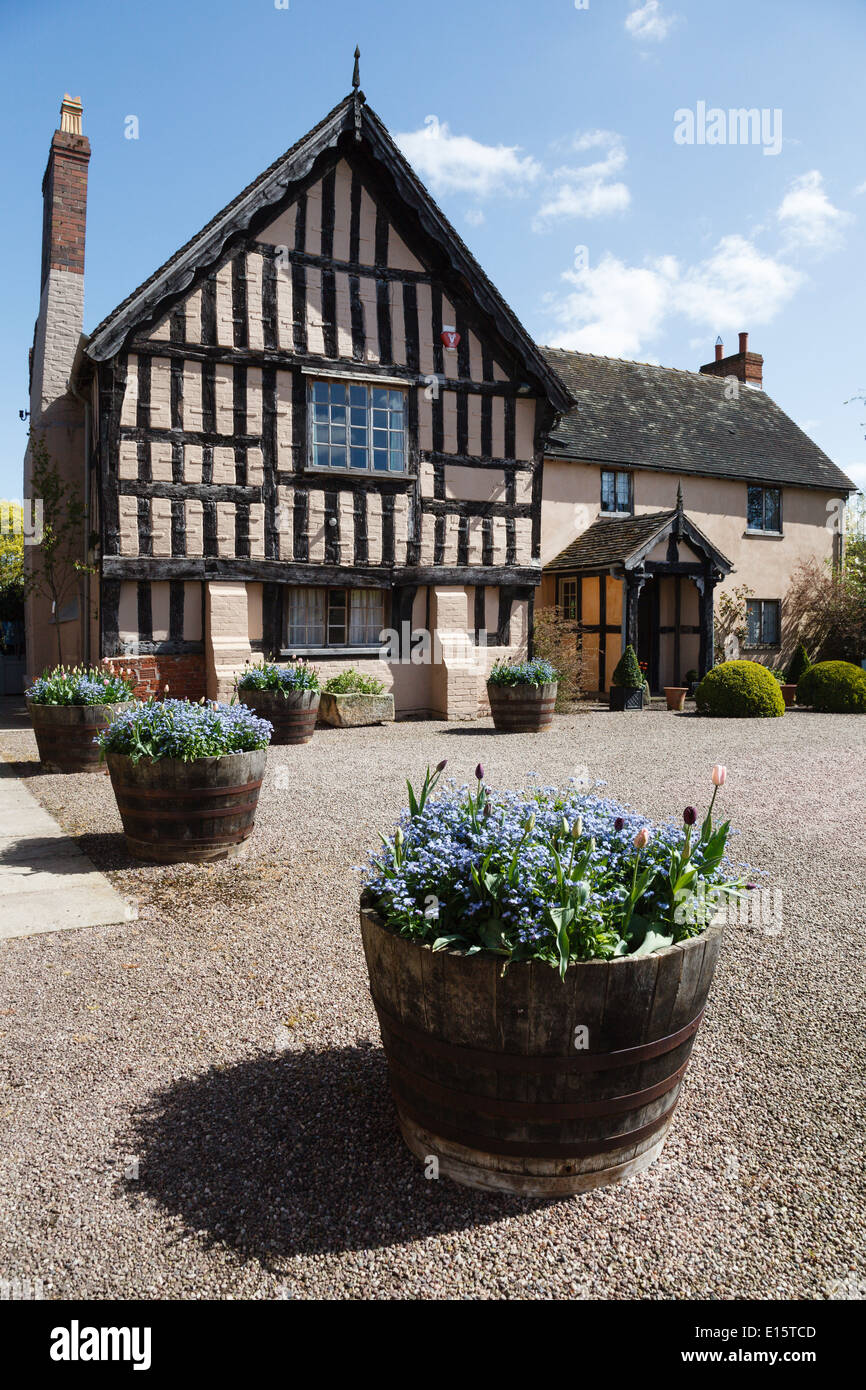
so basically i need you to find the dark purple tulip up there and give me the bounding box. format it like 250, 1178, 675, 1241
475, 763, 484, 781
683, 806, 697, 826
436, 759, 448, 773
614, 816, 624, 832
745, 882, 757, 891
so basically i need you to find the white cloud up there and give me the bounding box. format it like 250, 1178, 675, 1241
777, 170, 853, 254
625, 1, 677, 43
675, 235, 803, 328
533, 131, 630, 229
853, 181, 866, 197
465, 208, 485, 226
395, 115, 541, 198
545, 253, 678, 357
545, 235, 802, 357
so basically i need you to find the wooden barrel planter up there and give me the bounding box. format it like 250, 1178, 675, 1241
26, 701, 134, 774
360, 896, 724, 1196
105, 749, 266, 863
487, 681, 557, 733
238, 688, 319, 745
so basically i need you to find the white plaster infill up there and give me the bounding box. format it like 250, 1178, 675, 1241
0, 765, 136, 941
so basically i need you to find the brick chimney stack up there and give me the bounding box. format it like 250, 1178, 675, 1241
31, 95, 90, 415
699, 331, 763, 389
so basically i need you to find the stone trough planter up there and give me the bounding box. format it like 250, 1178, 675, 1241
360, 895, 724, 1196
487, 681, 557, 732
318, 691, 395, 727
238, 687, 319, 745
27, 700, 134, 774
106, 748, 266, 863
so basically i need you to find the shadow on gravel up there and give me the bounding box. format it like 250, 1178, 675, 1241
126, 1044, 547, 1262
0, 759, 43, 779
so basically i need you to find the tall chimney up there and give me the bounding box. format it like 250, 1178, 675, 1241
31, 94, 90, 414
699, 330, 763, 389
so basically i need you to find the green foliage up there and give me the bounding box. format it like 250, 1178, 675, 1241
797, 660, 866, 712
785, 641, 812, 686
236, 659, 320, 693
323, 667, 386, 695
695, 660, 786, 718
26, 435, 96, 664
0, 503, 25, 623
487, 657, 559, 688
25, 664, 134, 706
610, 644, 643, 689
97, 699, 273, 763
532, 606, 586, 707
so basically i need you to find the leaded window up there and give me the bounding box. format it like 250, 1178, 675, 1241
745, 599, 781, 647
601, 469, 633, 514
309, 380, 406, 473
746, 486, 782, 533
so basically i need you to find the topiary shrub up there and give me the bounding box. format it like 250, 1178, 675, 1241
797, 660, 866, 713
785, 642, 812, 686
611, 644, 643, 688
695, 660, 785, 718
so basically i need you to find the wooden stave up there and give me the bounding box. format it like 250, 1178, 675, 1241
27, 701, 134, 774
360, 900, 724, 1192
238, 688, 320, 745
106, 749, 266, 862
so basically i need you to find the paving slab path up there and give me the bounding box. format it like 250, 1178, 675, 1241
0, 762, 135, 940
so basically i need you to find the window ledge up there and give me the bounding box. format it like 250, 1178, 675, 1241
302, 466, 415, 482
744, 530, 784, 539
598, 511, 635, 520
280, 646, 384, 659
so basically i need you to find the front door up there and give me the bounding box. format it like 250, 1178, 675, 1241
637, 581, 659, 693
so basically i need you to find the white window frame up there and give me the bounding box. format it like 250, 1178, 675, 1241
307, 377, 408, 475
284, 586, 387, 652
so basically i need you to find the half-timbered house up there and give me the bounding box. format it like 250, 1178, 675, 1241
25, 78, 855, 708
25, 72, 571, 717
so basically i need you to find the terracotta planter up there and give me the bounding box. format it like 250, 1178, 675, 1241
609, 685, 644, 712
780, 683, 797, 707
318, 691, 395, 727
360, 897, 724, 1196
664, 686, 688, 712
26, 700, 134, 774
487, 681, 557, 732
106, 749, 266, 863
238, 687, 320, 744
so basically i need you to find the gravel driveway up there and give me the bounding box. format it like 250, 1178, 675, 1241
0, 703, 863, 1301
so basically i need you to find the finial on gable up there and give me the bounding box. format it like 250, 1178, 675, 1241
676, 481, 684, 513
352, 45, 361, 89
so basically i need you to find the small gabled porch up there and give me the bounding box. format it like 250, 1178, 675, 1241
541, 489, 734, 694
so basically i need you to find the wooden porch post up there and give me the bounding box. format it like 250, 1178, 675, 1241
697, 567, 717, 676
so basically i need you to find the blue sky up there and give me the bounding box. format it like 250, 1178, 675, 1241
3, 0, 864, 497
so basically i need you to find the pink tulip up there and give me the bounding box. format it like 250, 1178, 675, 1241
633, 827, 651, 850
712, 765, 726, 787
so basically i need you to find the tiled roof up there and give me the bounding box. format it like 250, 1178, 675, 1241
540, 348, 854, 493
546, 506, 734, 574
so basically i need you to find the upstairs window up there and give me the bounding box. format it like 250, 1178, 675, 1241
285, 586, 386, 650
309, 380, 406, 474
747, 485, 782, 533
745, 598, 780, 647
601, 469, 633, 514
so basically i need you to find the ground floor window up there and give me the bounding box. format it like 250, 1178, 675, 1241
285, 586, 387, 649
558, 578, 578, 620
745, 598, 780, 647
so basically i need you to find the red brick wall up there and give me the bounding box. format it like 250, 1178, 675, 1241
42, 130, 90, 284
101, 653, 207, 701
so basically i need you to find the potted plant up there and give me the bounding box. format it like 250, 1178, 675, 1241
486, 658, 559, 732
318, 668, 395, 727
684, 668, 700, 698
98, 699, 272, 863
664, 685, 688, 711
25, 665, 135, 773
360, 761, 748, 1195
609, 644, 644, 711
782, 642, 811, 707
236, 660, 320, 745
